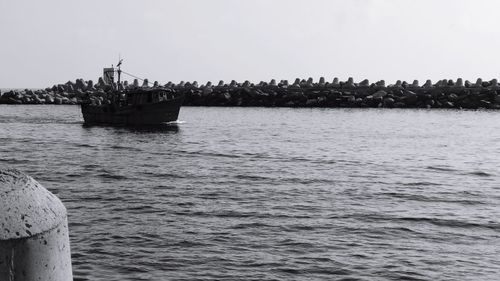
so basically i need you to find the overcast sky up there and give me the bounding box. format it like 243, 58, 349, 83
1, 0, 500, 88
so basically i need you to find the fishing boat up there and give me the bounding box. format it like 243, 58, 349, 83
81, 60, 184, 125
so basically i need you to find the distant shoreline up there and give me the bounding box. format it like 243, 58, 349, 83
0, 88, 41, 91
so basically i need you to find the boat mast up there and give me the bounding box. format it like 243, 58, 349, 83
117, 58, 123, 87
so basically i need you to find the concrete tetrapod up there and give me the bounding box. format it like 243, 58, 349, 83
0, 169, 72, 281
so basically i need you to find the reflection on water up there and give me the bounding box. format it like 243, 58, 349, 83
82, 123, 181, 134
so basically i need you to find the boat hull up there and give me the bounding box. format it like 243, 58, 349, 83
81, 96, 184, 126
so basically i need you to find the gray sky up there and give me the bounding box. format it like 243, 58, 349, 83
1, 0, 500, 88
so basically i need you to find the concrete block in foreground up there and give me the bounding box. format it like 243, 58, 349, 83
0, 169, 72, 281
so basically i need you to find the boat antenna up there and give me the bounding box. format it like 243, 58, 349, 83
112, 55, 154, 86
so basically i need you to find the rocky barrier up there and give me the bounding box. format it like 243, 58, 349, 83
3, 77, 500, 109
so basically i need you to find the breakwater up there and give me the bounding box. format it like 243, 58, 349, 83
3, 77, 500, 109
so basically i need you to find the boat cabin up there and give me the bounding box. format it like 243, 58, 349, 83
124, 89, 175, 106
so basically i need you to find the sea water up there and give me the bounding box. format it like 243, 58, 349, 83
0, 105, 499, 280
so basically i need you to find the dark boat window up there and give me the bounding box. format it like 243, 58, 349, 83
148, 93, 153, 103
